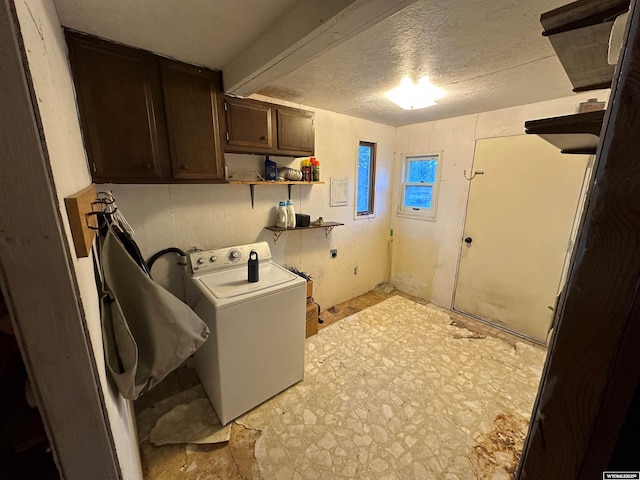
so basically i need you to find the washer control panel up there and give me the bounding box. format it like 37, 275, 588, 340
187, 241, 272, 274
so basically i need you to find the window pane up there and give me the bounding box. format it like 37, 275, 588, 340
408, 159, 437, 183
404, 185, 432, 208
357, 144, 373, 214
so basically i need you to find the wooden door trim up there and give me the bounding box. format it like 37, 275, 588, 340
0, 2, 120, 477
518, 0, 640, 476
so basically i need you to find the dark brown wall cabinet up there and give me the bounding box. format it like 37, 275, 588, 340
223, 95, 315, 157
66, 31, 224, 183
224, 96, 274, 151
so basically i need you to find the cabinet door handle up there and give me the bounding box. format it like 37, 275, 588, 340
260, 135, 267, 140
181, 164, 189, 170
144, 162, 152, 170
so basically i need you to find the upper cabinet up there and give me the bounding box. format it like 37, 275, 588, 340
66, 31, 225, 183
66, 33, 171, 182
224, 96, 275, 152
160, 61, 224, 180
276, 107, 315, 155
222, 95, 315, 157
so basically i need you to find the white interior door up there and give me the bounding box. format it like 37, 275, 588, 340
453, 135, 589, 343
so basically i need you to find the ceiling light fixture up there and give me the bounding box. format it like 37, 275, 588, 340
385, 77, 445, 110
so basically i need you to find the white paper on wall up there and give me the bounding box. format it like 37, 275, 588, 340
330, 177, 349, 207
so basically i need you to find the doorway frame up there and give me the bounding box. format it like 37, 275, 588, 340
451, 135, 592, 345
0, 1, 120, 477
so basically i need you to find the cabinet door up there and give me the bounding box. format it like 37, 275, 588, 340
161, 62, 224, 180
276, 107, 315, 155
66, 32, 171, 182
223, 96, 274, 153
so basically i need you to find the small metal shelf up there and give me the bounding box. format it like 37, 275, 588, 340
227, 180, 324, 208
265, 222, 343, 243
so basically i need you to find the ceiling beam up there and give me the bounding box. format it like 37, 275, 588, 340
223, 0, 415, 96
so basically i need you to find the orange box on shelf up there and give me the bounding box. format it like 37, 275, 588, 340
306, 279, 313, 299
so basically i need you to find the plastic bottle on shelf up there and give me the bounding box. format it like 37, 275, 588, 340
301, 158, 311, 181
312, 158, 320, 182
309, 157, 316, 182
286, 200, 296, 228
276, 201, 288, 228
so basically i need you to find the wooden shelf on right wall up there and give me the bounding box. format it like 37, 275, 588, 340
540, 0, 629, 92
525, 110, 605, 154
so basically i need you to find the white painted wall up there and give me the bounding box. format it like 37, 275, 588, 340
389, 90, 610, 310
14, 1, 142, 478
106, 100, 396, 311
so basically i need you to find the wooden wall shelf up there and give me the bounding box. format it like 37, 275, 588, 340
525, 110, 605, 154
265, 222, 343, 243
540, 0, 629, 92
64, 184, 97, 257
227, 180, 324, 208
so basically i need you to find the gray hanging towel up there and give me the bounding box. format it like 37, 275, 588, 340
100, 228, 209, 399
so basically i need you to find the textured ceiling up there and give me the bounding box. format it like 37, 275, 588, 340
53, 0, 302, 68
53, 0, 581, 127
257, 0, 576, 125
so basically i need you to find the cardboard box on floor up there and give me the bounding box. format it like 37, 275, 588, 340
306, 301, 318, 338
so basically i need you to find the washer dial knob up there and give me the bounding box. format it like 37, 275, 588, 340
209, 255, 217, 263
228, 249, 240, 261
196, 257, 206, 265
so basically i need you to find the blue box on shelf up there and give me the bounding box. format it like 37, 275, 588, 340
265, 158, 278, 181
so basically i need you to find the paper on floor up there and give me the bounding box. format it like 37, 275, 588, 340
150, 398, 231, 445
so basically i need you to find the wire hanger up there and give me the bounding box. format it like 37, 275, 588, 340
97, 191, 135, 236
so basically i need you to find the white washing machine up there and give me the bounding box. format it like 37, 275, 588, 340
184, 241, 306, 425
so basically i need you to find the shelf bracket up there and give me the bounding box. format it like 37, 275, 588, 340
325, 225, 337, 237
272, 229, 284, 243
250, 184, 255, 209
288, 184, 292, 200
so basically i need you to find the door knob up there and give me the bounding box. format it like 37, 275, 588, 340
464, 237, 473, 244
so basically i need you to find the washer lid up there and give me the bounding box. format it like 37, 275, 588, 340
196, 262, 297, 299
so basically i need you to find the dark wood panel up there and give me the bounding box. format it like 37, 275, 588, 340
224, 96, 273, 152
1, 6, 119, 477
66, 32, 171, 182
518, 0, 640, 476
161, 61, 223, 180
276, 107, 314, 155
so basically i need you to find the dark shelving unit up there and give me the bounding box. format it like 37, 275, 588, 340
541, 0, 629, 92
525, 1, 628, 153
525, 110, 605, 154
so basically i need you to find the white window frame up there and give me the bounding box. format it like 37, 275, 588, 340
397, 152, 441, 221
355, 140, 377, 220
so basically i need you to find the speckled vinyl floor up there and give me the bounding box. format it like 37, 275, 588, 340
137, 293, 547, 479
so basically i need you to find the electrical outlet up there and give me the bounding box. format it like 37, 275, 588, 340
330, 249, 337, 258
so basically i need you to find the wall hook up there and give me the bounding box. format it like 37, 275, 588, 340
463, 169, 485, 180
